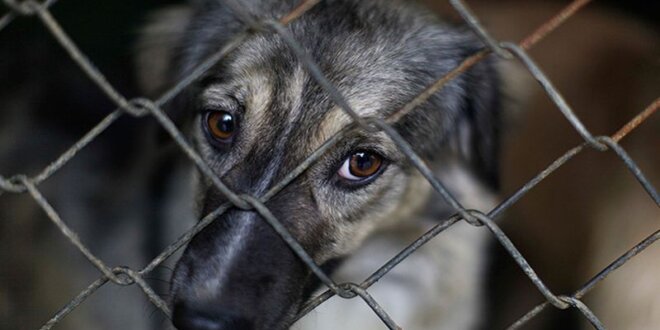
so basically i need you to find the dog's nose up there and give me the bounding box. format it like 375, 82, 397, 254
172, 302, 253, 330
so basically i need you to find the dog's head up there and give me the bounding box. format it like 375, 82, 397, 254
139, 1, 500, 329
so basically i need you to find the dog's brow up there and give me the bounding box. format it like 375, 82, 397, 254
312, 92, 387, 153
310, 106, 400, 158
201, 84, 231, 105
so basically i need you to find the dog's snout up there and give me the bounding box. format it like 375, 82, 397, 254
170, 207, 312, 329
172, 302, 253, 330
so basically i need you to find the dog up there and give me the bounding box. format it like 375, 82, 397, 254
136, 0, 504, 329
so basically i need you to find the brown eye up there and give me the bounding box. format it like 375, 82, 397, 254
338, 151, 383, 181
206, 111, 236, 141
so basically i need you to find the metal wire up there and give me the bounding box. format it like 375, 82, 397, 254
1, 0, 658, 329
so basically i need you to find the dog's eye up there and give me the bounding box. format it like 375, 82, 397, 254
338, 151, 383, 181
205, 111, 237, 142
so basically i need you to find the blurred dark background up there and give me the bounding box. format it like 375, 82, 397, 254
0, 1, 658, 329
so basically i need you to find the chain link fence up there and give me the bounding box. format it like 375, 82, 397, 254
1, 0, 658, 329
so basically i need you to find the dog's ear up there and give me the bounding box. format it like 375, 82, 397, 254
134, 5, 198, 147
135, 5, 193, 97
453, 56, 502, 190
134, 1, 256, 108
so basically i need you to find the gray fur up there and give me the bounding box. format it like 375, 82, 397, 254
139, 1, 503, 329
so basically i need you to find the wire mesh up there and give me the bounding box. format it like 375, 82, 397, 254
0, 0, 658, 329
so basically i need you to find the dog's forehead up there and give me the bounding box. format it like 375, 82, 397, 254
200, 32, 425, 154
189, 0, 476, 158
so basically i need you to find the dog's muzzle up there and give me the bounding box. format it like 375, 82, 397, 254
170, 208, 310, 330
173, 301, 252, 330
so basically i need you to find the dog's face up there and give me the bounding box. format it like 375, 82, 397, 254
143, 1, 500, 329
